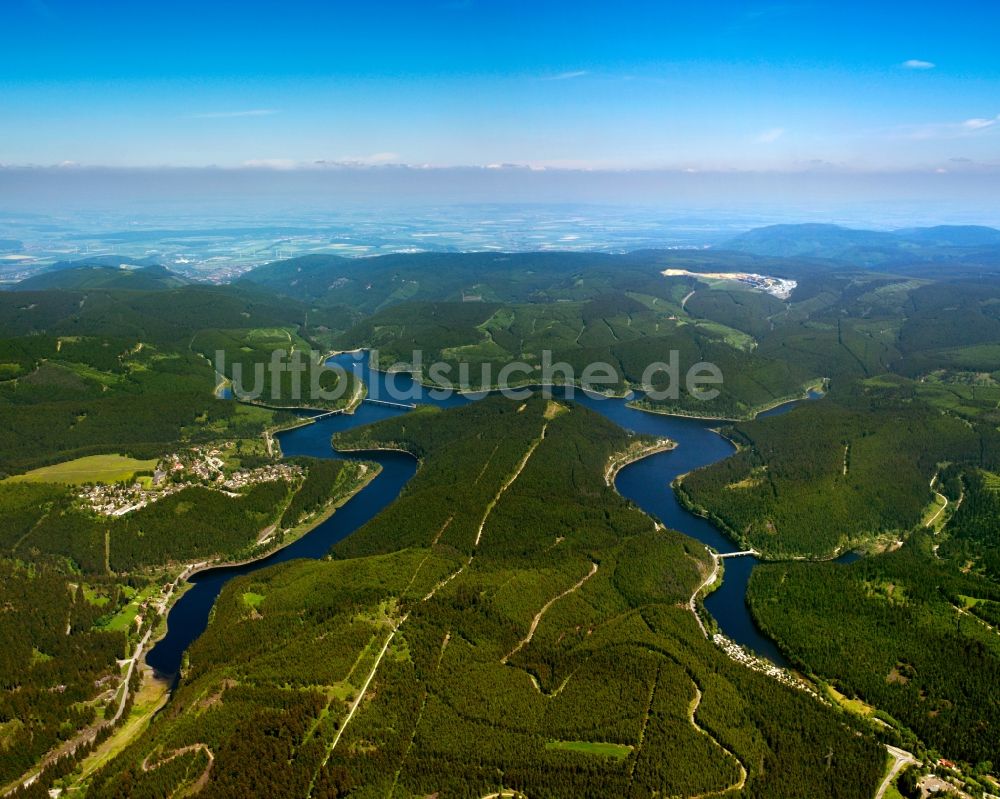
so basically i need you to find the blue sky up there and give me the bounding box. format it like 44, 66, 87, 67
1, 0, 998, 172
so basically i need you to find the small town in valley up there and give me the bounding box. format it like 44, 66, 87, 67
78, 446, 302, 517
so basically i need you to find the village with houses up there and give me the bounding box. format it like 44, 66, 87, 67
78, 444, 302, 517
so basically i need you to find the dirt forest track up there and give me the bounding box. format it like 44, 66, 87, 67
501, 561, 598, 664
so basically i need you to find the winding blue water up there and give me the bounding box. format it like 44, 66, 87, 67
147, 352, 825, 675
146, 354, 471, 675
568, 390, 809, 666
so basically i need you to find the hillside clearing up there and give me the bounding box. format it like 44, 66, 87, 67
5, 454, 158, 486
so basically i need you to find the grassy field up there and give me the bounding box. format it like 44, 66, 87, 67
931, 343, 1000, 371
544, 740, 633, 760
62, 668, 171, 792
685, 318, 756, 351
826, 684, 875, 717
245, 326, 294, 344
914, 381, 1000, 418
56, 359, 124, 387
921, 490, 949, 531
81, 584, 111, 607
884, 780, 905, 799
98, 584, 160, 633
5, 454, 158, 486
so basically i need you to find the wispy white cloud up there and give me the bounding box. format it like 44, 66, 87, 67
191, 109, 280, 119
901, 59, 935, 70
962, 117, 997, 130
239, 154, 403, 169
756, 127, 785, 143
334, 152, 400, 165
742, 5, 797, 21
894, 114, 1000, 140
544, 70, 589, 81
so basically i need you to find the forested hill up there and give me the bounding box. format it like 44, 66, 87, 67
0, 283, 307, 340
680, 380, 1000, 558
727, 223, 901, 258
241, 246, 1000, 420
683, 370, 1000, 770
237, 227, 1000, 313
0, 275, 375, 791
726, 222, 1000, 270
12, 263, 188, 292
748, 535, 1000, 765
0, 284, 351, 473
236, 249, 808, 311
83, 395, 885, 798
4, 243, 1000, 794
0, 276, 365, 530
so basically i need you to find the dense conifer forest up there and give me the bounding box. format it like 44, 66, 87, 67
748, 534, 1000, 765
3, 243, 1000, 795
679, 381, 997, 557
81, 397, 885, 798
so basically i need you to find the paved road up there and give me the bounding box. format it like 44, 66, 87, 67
689, 548, 719, 638
3, 565, 193, 795
875, 745, 917, 799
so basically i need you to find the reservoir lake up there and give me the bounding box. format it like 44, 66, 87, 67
148, 351, 835, 675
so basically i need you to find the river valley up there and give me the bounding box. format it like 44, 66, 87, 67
148, 351, 822, 675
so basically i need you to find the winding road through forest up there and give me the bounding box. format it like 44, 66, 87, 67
687, 685, 748, 797
688, 549, 719, 638
135, 353, 913, 799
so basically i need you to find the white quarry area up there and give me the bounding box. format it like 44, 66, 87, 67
662, 268, 797, 299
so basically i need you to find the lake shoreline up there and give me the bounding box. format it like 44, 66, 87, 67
626, 379, 828, 423
604, 437, 676, 486
175, 462, 382, 584
143, 461, 383, 681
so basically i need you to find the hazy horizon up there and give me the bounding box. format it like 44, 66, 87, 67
5, 0, 999, 222
3, 0, 999, 242
2, 164, 999, 228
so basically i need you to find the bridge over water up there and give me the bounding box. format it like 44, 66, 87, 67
363, 398, 417, 410
308, 397, 417, 421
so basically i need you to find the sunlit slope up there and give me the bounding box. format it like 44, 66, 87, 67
84, 396, 884, 798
